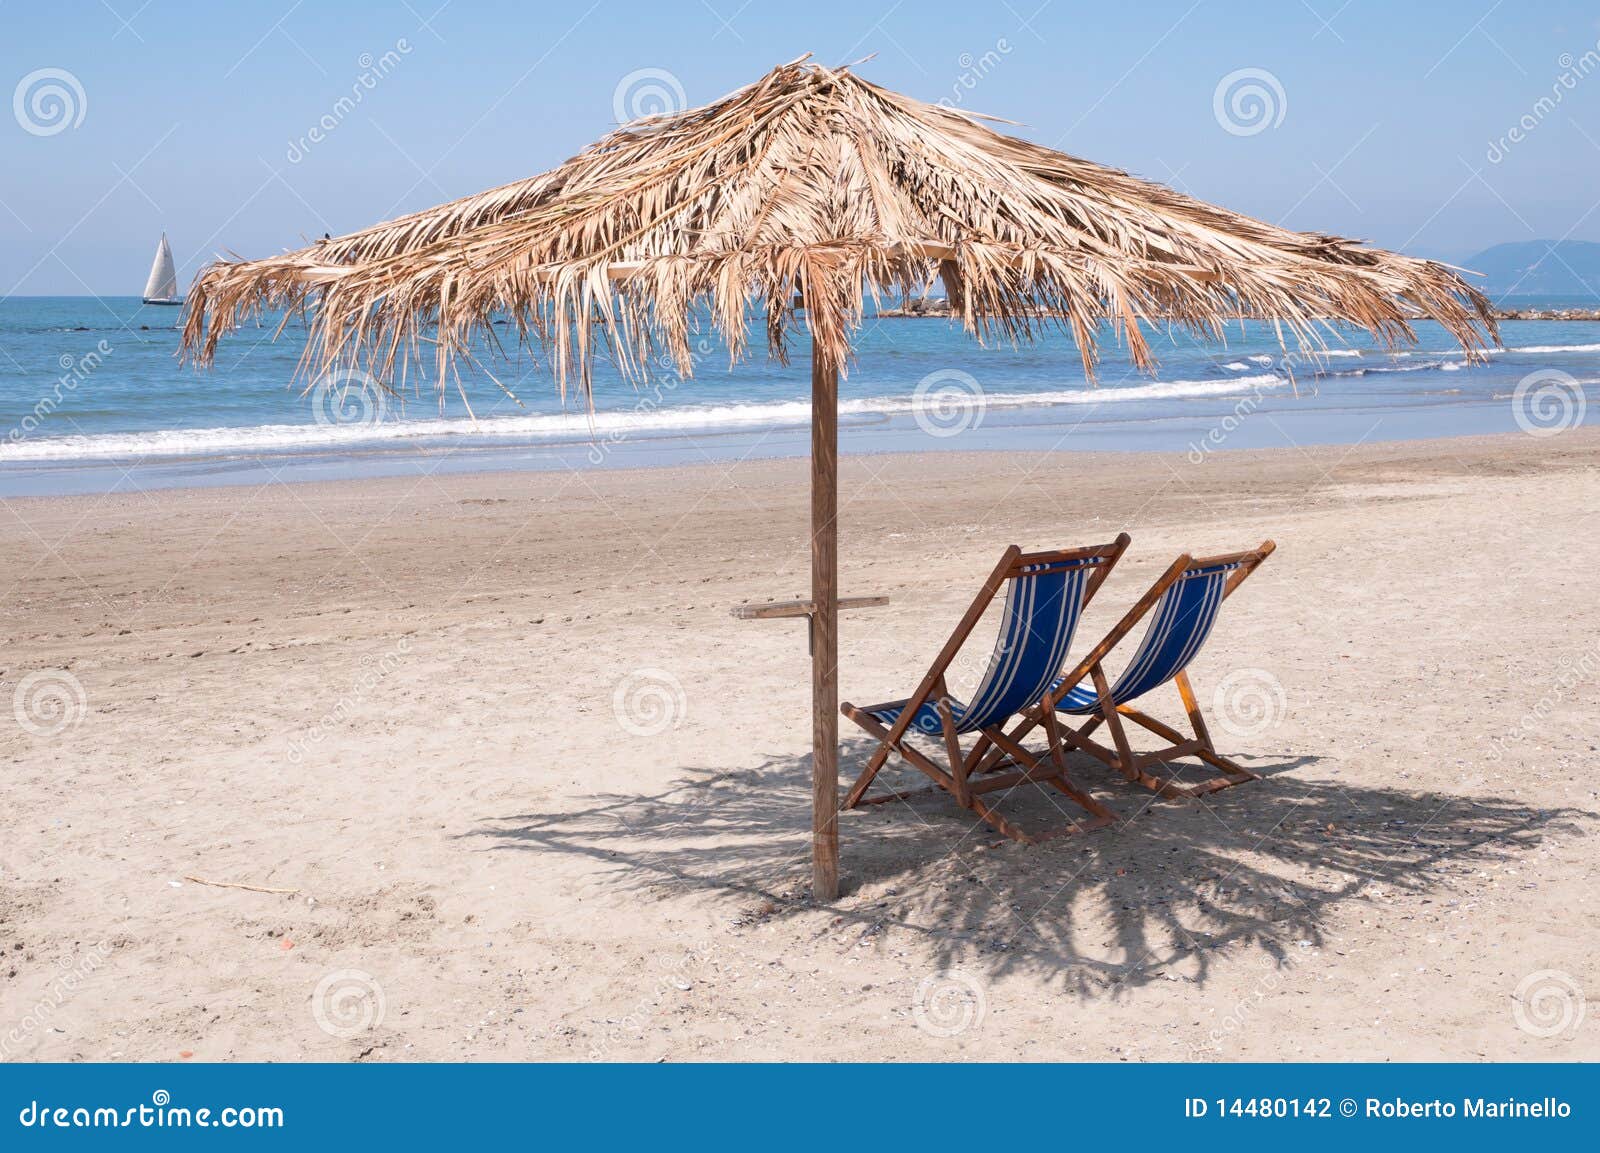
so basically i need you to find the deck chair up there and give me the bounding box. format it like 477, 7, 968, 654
839, 535, 1130, 843
996, 542, 1275, 800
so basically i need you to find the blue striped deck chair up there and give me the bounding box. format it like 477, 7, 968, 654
839, 536, 1129, 844
1000, 542, 1275, 800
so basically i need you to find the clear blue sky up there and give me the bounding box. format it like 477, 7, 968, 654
4, 0, 1599, 295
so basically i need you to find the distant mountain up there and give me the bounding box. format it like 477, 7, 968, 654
1463, 240, 1600, 296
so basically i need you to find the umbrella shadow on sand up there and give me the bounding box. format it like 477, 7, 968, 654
467, 741, 1587, 994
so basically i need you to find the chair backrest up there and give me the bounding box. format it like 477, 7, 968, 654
955, 550, 1116, 732
1052, 542, 1274, 713
1103, 560, 1235, 704
879, 536, 1129, 746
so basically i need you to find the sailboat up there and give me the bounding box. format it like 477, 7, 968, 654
142, 233, 182, 305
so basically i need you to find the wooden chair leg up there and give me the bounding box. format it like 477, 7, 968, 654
1193, 746, 1260, 782
983, 726, 1116, 832
1056, 712, 1125, 768
843, 755, 887, 809
841, 700, 1119, 843
1115, 705, 1186, 745
1041, 708, 1069, 771
1136, 673, 1263, 789
1174, 671, 1212, 745
971, 726, 1022, 775
961, 791, 1036, 844
1034, 709, 1122, 823
842, 718, 895, 810
842, 705, 958, 791
1091, 665, 1191, 800
1173, 672, 1259, 785
1044, 777, 1118, 831
1090, 665, 1135, 774
841, 705, 1035, 842
1099, 702, 1257, 797
936, 683, 970, 807
963, 731, 994, 775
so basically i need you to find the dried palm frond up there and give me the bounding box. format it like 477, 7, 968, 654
181, 55, 1497, 397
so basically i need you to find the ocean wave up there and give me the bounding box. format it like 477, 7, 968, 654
1352, 342, 1600, 362
0, 375, 1288, 461
1295, 339, 1600, 360
1314, 358, 1468, 377
1504, 342, 1600, 354
1397, 342, 1600, 357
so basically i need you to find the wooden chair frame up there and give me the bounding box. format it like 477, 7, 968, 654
839, 535, 1130, 844
993, 541, 1276, 801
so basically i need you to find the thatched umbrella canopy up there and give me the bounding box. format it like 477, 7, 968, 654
181, 55, 1496, 900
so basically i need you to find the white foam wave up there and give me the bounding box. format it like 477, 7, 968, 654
1393, 342, 1599, 358
1505, 342, 1600, 354
1, 375, 1289, 462
1323, 358, 1469, 377
1291, 339, 1600, 361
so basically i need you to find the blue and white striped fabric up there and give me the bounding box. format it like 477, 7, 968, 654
1054, 561, 1237, 715
869, 559, 1097, 737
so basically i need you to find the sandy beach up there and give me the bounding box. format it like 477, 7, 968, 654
2, 430, 1596, 1062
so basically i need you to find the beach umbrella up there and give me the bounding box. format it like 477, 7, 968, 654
180, 56, 1495, 900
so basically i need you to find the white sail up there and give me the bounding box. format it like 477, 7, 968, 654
143, 233, 179, 301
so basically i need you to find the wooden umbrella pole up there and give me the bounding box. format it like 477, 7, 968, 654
811, 348, 840, 901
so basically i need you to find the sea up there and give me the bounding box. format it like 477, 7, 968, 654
0, 295, 1595, 496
